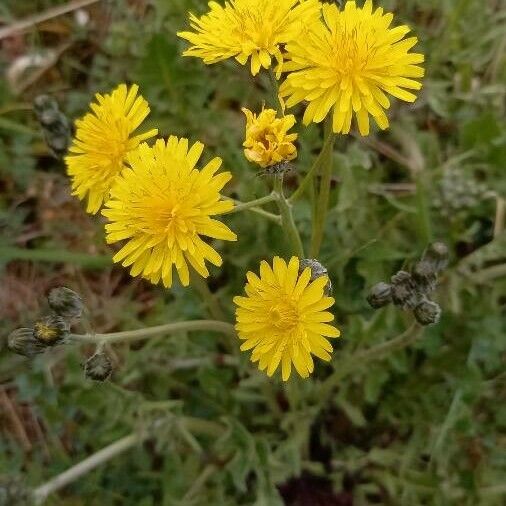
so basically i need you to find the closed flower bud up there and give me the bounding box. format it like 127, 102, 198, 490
412, 261, 437, 294
0, 475, 33, 506
33, 94, 56, 114
414, 298, 442, 326
84, 352, 113, 382
33, 315, 68, 345
33, 94, 71, 157
367, 282, 392, 308
299, 258, 333, 295
48, 287, 84, 321
390, 271, 422, 310
7, 328, 46, 358
423, 242, 449, 273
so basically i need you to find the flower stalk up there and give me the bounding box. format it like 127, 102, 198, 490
68, 320, 236, 345
310, 119, 336, 257
273, 176, 304, 257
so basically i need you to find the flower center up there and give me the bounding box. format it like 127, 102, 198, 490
333, 27, 370, 76
269, 300, 299, 330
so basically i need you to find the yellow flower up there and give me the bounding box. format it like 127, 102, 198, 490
177, 0, 322, 76
102, 137, 237, 288
234, 256, 340, 380
65, 84, 157, 214
279, 1, 425, 135
242, 108, 298, 168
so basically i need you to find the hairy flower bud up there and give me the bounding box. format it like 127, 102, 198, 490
0, 475, 33, 506
423, 242, 449, 273
33, 315, 68, 345
48, 287, 84, 321
7, 328, 46, 358
299, 258, 333, 295
84, 352, 113, 382
390, 271, 422, 310
367, 282, 392, 308
33, 94, 71, 157
412, 261, 437, 294
414, 298, 442, 326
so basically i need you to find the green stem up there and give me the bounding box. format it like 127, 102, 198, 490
268, 68, 284, 113
226, 193, 277, 213
289, 130, 335, 204
310, 119, 336, 257
68, 320, 236, 345
223, 196, 281, 223
274, 176, 304, 257
191, 273, 227, 322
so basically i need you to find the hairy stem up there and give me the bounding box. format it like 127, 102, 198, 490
289, 130, 336, 204
32, 417, 226, 504
310, 119, 336, 257
191, 273, 227, 322
224, 195, 281, 224
268, 67, 284, 113
274, 176, 305, 257
33, 432, 140, 504
68, 320, 236, 345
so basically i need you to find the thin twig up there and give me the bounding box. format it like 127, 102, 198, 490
224, 196, 281, 224
68, 320, 236, 345
0, 0, 101, 40
33, 432, 140, 504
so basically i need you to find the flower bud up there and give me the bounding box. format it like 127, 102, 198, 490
48, 287, 84, 321
33, 315, 68, 345
7, 328, 46, 358
367, 282, 392, 308
390, 271, 422, 310
299, 258, 332, 295
412, 261, 437, 294
84, 352, 113, 382
33, 94, 71, 157
423, 242, 449, 273
0, 475, 33, 506
414, 298, 442, 326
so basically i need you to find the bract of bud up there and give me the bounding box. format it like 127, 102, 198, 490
84, 352, 113, 382
7, 328, 46, 358
367, 282, 392, 309
423, 242, 449, 273
412, 261, 438, 294
33, 315, 68, 345
48, 287, 84, 321
299, 258, 333, 295
390, 271, 422, 310
414, 298, 442, 326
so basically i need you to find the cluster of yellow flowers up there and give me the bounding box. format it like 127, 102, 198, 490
64, 0, 423, 381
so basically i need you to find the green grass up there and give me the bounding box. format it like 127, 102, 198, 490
0, 0, 505, 505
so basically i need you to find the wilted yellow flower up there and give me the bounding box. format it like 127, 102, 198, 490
65, 84, 157, 214
279, 1, 425, 135
242, 108, 298, 168
102, 137, 237, 288
234, 257, 340, 380
177, 0, 322, 76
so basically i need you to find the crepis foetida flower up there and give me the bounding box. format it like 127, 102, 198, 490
234, 256, 340, 381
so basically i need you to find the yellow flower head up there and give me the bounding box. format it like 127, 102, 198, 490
234, 256, 340, 380
279, 0, 425, 135
177, 0, 322, 76
242, 108, 298, 168
102, 137, 237, 288
65, 84, 157, 214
